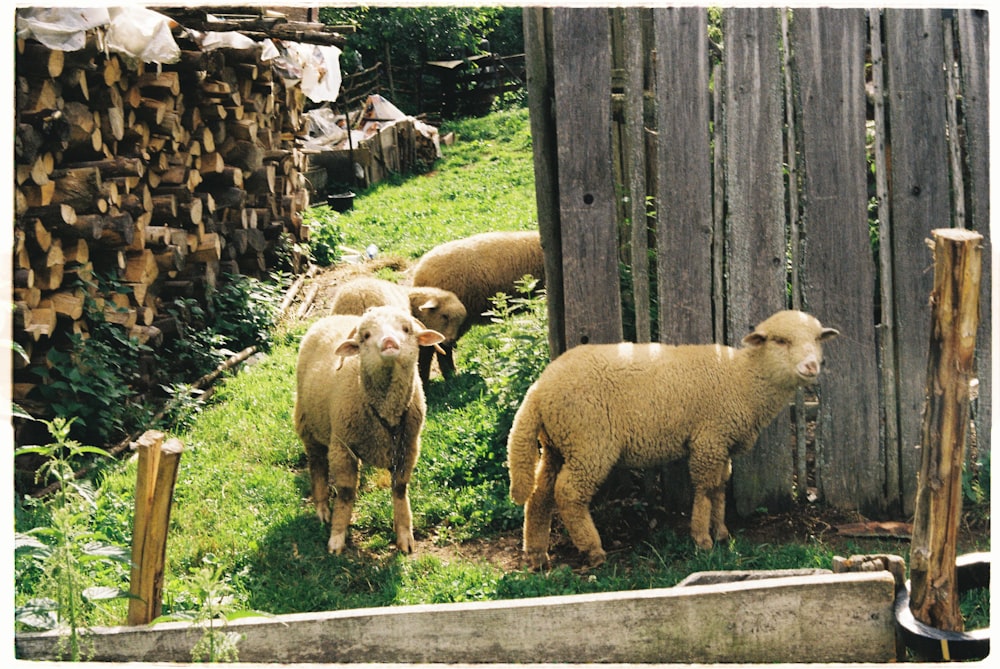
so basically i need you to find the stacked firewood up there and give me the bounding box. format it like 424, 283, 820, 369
12, 22, 321, 406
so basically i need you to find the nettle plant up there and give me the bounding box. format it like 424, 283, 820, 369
14, 416, 133, 661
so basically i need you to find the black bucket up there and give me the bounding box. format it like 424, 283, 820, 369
327, 191, 355, 212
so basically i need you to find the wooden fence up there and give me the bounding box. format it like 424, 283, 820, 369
525, 7, 990, 518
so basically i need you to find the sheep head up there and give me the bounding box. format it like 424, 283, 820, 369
335, 306, 445, 366
741, 310, 839, 387
410, 287, 467, 343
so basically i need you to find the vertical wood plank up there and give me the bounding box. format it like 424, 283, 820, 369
524, 7, 566, 358
654, 7, 714, 346
884, 8, 952, 514
723, 7, 791, 515
869, 8, 902, 513
956, 9, 990, 464
552, 7, 623, 347
791, 8, 883, 512
624, 7, 651, 344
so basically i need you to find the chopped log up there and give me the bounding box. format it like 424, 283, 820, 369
17, 41, 65, 79
48, 289, 86, 321
123, 249, 159, 285
189, 233, 223, 263
15, 123, 45, 164
18, 77, 60, 117
909, 229, 984, 632
136, 71, 181, 97
50, 166, 103, 212
60, 101, 104, 161
62, 238, 90, 264
25, 218, 53, 253
20, 182, 56, 208
74, 212, 136, 248
218, 137, 263, 172
24, 204, 78, 237
65, 156, 145, 179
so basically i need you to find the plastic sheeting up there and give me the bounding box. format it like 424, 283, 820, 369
16, 6, 181, 65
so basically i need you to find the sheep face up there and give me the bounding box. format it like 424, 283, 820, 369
741, 310, 840, 386
411, 289, 467, 343
334, 306, 445, 367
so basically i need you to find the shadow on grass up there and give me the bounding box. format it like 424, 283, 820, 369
243, 475, 409, 615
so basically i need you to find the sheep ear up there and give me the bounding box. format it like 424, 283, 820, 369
742, 331, 767, 348
820, 327, 840, 341
334, 340, 361, 358
418, 298, 439, 313
334, 326, 361, 358
417, 328, 446, 348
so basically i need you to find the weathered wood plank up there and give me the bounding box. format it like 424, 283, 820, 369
956, 9, 991, 461
722, 7, 791, 515
884, 8, 952, 514
654, 7, 714, 346
524, 7, 566, 358
551, 7, 623, 348
624, 6, 651, 344
791, 8, 883, 512
16, 572, 898, 664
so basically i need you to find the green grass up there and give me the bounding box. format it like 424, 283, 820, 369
336, 107, 538, 259
15, 108, 990, 635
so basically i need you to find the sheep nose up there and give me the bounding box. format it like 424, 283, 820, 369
798, 357, 819, 378
380, 335, 401, 353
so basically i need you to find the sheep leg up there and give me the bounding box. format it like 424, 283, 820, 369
327, 447, 361, 554
553, 467, 606, 568
436, 341, 457, 379
303, 438, 331, 523
522, 448, 560, 570
710, 459, 733, 543
418, 346, 435, 385
390, 458, 417, 554
689, 451, 730, 550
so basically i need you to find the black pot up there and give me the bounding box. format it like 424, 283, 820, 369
327, 192, 355, 212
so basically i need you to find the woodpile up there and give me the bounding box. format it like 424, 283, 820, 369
12, 14, 335, 411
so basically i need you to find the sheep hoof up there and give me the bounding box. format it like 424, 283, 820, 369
693, 536, 714, 551
315, 505, 331, 524
396, 533, 415, 554
328, 533, 347, 554
586, 549, 607, 568
525, 551, 549, 571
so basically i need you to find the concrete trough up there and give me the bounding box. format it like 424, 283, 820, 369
15, 570, 898, 664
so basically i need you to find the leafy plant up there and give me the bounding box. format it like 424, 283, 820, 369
301, 207, 344, 266
14, 417, 133, 660
154, 559, 275, 663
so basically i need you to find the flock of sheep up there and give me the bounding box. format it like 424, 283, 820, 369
294, 229, 839, 568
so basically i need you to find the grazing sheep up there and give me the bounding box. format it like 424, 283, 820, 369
294, 306, 445, 554
331, 275, 467, 344
410, 230, 545, 381
506, 309, 839, 568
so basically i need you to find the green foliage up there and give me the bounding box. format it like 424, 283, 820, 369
321, 6, 503, 68
154, 559, 274, 663
301, 206, 344, 267
208, 273, 288, 354
14, 418, 133, 660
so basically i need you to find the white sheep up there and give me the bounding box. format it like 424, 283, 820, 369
410, 230, 545, 381
506, 309, 839, 569
331, 275, 467, 345
294, 306, 445, 554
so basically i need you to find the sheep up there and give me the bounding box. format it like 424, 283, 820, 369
331, 275, 467, 345
410, 230, 545, 382
294, 305, 445, 554
506, 309, 839, 569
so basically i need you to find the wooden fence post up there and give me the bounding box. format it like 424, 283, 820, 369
908, 228, 982, 632
127, 430, 185, 626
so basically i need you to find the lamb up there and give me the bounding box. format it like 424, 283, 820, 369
294, 305, 445, 554
410, 230, 545, 382
331, 275, 467, 345
506, 309, 839, 569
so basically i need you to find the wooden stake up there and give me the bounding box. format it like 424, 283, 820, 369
908, 228, 983, 632
127, 430, 184, 626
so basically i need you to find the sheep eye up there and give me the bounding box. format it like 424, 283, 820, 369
772, 336, 789, 346
402, 325, 411, 334
362, 331, 371, 341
